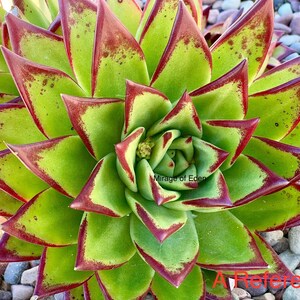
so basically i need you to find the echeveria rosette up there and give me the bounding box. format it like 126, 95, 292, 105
0, 0, 300, 299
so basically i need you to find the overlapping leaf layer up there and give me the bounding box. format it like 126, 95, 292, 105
0, 0, 300, 299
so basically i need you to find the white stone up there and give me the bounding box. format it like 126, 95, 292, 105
221, 0, 241, 10
278, 3, 294, 16
208, 9, 219, 24
240, 1, 254, 12
289, 226, 300, 254
11, 285, 34, 300
21, 266, 38, 286
260, 230, 283, 246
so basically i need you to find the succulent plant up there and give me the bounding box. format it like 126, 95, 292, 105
0, 0, 300, 299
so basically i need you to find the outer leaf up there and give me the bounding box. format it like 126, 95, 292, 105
115, 127, 145, 192
106, 0, 141, 36
136, 159, 181, 205
0, 73, 18, 95
0, 233, 43, 262
195, 211, 267, 270
231, 183, 300, 231
0, 189, 23, 217
97, 253, 154, 300
7, 136, 96, 198
211, 0, 273, 83
84, 276, 105, 300
191, 60, 248, 120
2, 48, 85, 138
250, 57, 300, 94
0, 150, 48, 202
63, 95, 124, 159
2, 188, 82, 246
45, 0, 59, 20
35, 245, 92, 297
282, 122, 300, 147
92, 0, 149, 98
64, 285, 84, 300
59, 0, 97, 95
165, 170, 232, 211
151, 266, 205, 300
137, 0, 198, 77
131, 213, 199, 287
71, 153, 130, 217
76, 213, 135, 270
12, 0, 51, 28
223, 155, 288, 206
6, 13, 73, 77
0, 103, 46, 151
126, 189, 186, 242
202, 119, 259, 169
151, 2, 211, 101
147, 92, 202, 138
203, 270, 232, 300
247, 78, 300, 140
243, 136, 300, 181
123, 81, 171, 138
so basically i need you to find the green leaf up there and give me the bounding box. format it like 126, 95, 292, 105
281, 122, 300, 148
59, 0, 97, 95
0, 73, 19, 95
106, 0, 142, 36
6, 14, 73, 77
71, 153, 130, 217
151, 2, 211, 101
0, 150, 48, 202
12, 0, 51, 28
92, 0, 149, 98
147, 93, 202, 138
0, 189, 23, 217
45, 0, 59, 20
202, 119, 259, 169
35, 245, 92, 297
8, 136, 96, 198
2, 48, 85, 138
131, 213, 199, 287
231, 183, 300, 231
195, 211, 267, 270
2, 188, 82, 246
135, 159, 181, 205
0, 103, 46, 151
223, 155, 287, 206
211, 0, 273, 83
63, 95, 124, 159
250, 57, 300, 94
65, 285, 84, 300
203, 270, 232, 300
123, 81, 172, 138
243, 136, 300, 181
76, 213, 135, 270
115, 127, 145, 192
247, 78, 300, 141
126, 189, 186, 242
191, 60, 247, 120
165, 170, 232, 211
97, 253, 154, 299
84, 276, 105, 300
151, 266, 205, 300
0, 233, 43, 262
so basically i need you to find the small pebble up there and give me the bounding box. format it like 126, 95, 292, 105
290, 0, 300, 12
274, 0, 286, 11
278, 3, 293, 16
253, 293, 275, 300
279, 249, 300, 271
213, 0, 223, 9
273, 237, 290, 254
4, 262, 29, 285
221, 0, 241, 10
231, 292, 240, 300
21, 266, 39, 286
208, 9, 220, 24
274, 14, 293, 25
279, 34, 300, 46
232, 287, 251, 299
239, 0, 254, 12
290, 13, 300, 35
289, 226, 300, 254
203, 0, 217, 4
283, 52, 300, 61
238, 280, 268, 297
0, 263, 8, 276
290, 42, 300, 53
11, 285, 33, 300
29, 260, 40, 268
260, 231, 284, 246
274, 22, 292, 34
54, 293, 65, 300
0, 291, 12, 300
217, 9, 239, 23
283, 285, 300, 300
